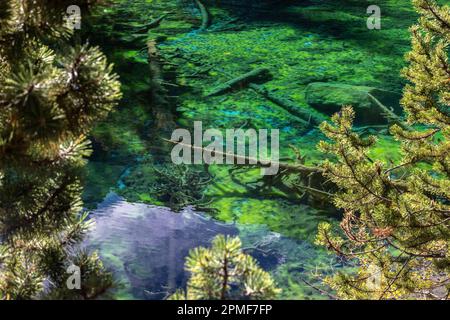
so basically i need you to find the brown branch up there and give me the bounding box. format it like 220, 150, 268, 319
299, 278, 338, 300
378, 257, 410, 300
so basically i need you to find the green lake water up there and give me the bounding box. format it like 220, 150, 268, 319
80, 0, 439, 299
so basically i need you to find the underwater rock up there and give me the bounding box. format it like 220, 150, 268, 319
305, 82, 402, 125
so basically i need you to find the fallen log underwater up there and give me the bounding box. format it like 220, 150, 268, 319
194, 0, 212, 30
204, 67, 325, 126
171, 47, 407, 129
149, 32, 408, 204
248, 83, 327, 126
162, 138, 335, 203
136, 13, 171, 33
205, 68, 272, 97
117, 13, 171, 34
205, 68, 401, 128
162, 138, 322, 174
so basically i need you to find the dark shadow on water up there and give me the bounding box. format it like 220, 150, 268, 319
212, 0, 416, 56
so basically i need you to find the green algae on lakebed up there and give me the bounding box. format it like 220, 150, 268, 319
81, 0, 424, 299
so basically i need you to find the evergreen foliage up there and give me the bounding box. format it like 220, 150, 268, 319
169, 235, 280, 300
316, 0, 450, 299
0, 0, 121, 299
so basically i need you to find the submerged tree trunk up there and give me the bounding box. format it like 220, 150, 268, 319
194, 0, 211, 30
249, 83, 327, 126
147, 39, 177, 145
205, 68, 272, 97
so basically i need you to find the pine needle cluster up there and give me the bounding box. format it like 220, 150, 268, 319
0, 0, 121, 299
316, 0, 450, 299
169, 235, 280, 300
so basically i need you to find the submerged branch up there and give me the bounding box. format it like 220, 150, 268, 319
249, 83, 327, 126
194, 0, 211, 30
136, 13, 170, 32
205, 68, 272, 97
162, 138, 323, 174
367, 93, 409, 130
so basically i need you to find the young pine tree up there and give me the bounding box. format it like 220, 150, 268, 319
316, 0, 450, 299
169, 235, 280, 300
0, 1, 121, 299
